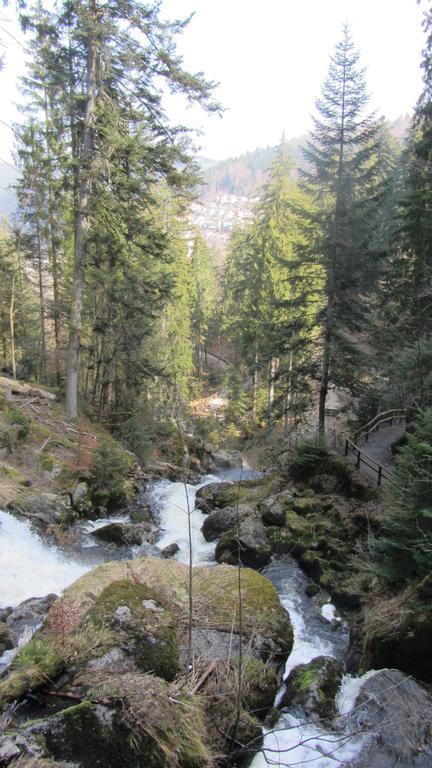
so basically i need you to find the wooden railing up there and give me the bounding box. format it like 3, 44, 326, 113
345, 409, 406, 487
353, 408, 406, 444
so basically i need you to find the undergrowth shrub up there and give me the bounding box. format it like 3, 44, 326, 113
90, 440, 130, 509
290, 438, 328, 480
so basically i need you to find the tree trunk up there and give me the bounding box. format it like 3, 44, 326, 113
9, 266, 16, 380
284, 349, 293, 435
318, 300, 332, 436
43, 88, 62, 386
66, 2, 98, 419
36, 220, 46, 380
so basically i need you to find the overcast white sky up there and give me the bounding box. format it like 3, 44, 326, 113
0, 0, 426, 164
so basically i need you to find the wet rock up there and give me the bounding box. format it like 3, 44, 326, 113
215, 518, 272, 569
7, 492, 72, 527
362, 588, 432, 681
343, 669, 432, 767
7, 594, 57, 644
195, 482, 232, 513
0, 622, 13, 653
259, 497, 286, 527
90, 522, 150, 547
212, 449, 243, 469
143, 460, 199, 484
201, 504, 254, 541
129, 504, 153, 524
279, 656, 343, 721
160, 542, 180, 559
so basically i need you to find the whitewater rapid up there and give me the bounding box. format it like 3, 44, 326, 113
0, 510, 89, 607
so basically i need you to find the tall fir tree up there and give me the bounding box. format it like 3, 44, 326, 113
303, 26, 385, 434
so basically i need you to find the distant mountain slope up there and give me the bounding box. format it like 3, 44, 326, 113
201, 114, 412, 202
201, 137, 305, 200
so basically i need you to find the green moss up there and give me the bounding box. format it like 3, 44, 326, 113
0, 638, 64, 709
86, 580, 179, 681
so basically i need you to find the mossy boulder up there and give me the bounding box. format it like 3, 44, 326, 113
7, 492, 73, 527
90, 522, 151, 547
201, 503, 255, 541
195, 475, 285, 514
215, 518, 272, 569
259, 497, 286, 527
84, 580, 179, 681
0, 559, 292, 767
279, 656, 343, 721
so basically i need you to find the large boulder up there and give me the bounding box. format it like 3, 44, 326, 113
215, 518, 272, 569
343, 669, 432, 767
211, 449, 243, 469
196, 475, 284, 515
90, 522, 154, 547
201, 504, 254, 541
7, 492, 72, 527
259, 497, 286, 527
0, 558, 292, 768
279, 656, 343, 721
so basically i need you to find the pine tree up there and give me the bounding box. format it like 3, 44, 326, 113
190, 233, 217, 378
303, 26, 385, 434
374, 408, 432, 585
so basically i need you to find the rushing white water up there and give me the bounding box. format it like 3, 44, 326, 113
150, 474, 218, 565
0, 510, 89, 608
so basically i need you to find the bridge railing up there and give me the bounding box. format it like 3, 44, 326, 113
353, 408, 406, 444
345, 409, 406, 487
344, 437, 398, 487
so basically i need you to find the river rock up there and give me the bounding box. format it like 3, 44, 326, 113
0, 622, 13, 653
195, 481, 233, 513
215, 518, 272, 569
160, 542, 180, 558
90, 522, 153, 546
259, 497, 286, 527
129, 503, 153, 524
343, 669, 432, 767
143, 460, 199, 484
279, 656, 343, 721
70, 481, 94, 518
201, 504, 254, 541
6, 594, 57, 644
212, 449, 243, 468
7, 492, 72, 526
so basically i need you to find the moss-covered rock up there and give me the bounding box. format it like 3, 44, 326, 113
279, 656, 343, 721
196, 475, 285, 514
259, 497, 286, 527
215, 518, 272, 570
201, 504, 255, 541
0, 621, 13, 653
7, 492, 73, 527
84, 580, 179, 681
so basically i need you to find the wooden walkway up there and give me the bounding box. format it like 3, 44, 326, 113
345, 410, 406, 486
